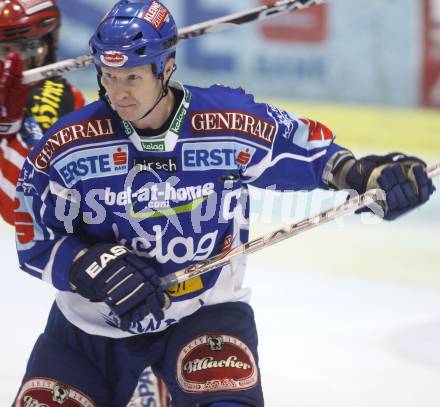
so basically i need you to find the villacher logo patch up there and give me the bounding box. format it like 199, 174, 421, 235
14, 377, 95, 406
176, 334, 259, 393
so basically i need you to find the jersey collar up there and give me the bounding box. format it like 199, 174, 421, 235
120, 80, 191, 153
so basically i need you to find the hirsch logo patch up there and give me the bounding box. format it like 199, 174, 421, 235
190, 111, 275, 145
176, 334, 259, 393
134, 156, 178, 173
100, 51, 128, 67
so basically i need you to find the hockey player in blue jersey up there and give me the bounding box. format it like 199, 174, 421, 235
13, 1, 435, 406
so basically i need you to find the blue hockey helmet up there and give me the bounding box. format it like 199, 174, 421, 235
89, 0, 177, 77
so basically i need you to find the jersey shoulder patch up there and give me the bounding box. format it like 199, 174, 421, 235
28, 101, 118, 173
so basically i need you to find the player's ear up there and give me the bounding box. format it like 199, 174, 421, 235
163, 58, 175, 82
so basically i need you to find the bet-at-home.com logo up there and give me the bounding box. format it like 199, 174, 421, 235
103, 181, 214, 218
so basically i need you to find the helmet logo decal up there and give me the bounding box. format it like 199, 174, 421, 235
143, 1, 169, 30
100, 51, 128, 67
17, 0, 54, 15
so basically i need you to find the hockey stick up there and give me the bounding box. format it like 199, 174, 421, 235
160, 163, 440, 289
22, 0, 327, 84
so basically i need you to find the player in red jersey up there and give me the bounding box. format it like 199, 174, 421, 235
0, 0, 85, 225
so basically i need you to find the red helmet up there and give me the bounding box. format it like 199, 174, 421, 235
0, 0, 60, 64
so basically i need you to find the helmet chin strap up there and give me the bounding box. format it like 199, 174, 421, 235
135, 64, 177, 122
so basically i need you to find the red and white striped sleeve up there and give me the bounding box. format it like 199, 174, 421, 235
0, 134, 30, 225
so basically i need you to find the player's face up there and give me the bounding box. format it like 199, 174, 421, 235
101, 65, 162, 122
0, 39, 48, 68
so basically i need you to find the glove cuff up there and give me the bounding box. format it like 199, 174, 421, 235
345, 152, 425, 194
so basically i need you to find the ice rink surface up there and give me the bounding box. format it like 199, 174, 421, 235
1, 184, 439, 406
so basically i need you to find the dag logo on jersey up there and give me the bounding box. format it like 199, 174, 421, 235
117, 224, 218, 265
54, 145, 129, 187
182, 142, 255, 171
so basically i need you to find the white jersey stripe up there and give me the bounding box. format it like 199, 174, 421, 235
268, 149, 328, 168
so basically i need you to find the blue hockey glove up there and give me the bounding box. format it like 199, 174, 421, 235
345, 153, 435, 220
70, 244, 167, 330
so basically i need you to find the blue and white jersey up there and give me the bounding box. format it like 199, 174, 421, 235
15, 81, 344, 338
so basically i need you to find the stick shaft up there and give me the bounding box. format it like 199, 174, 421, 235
178, 0, 327, 39
161, 164, 440, 288
22, 0, 327, 84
